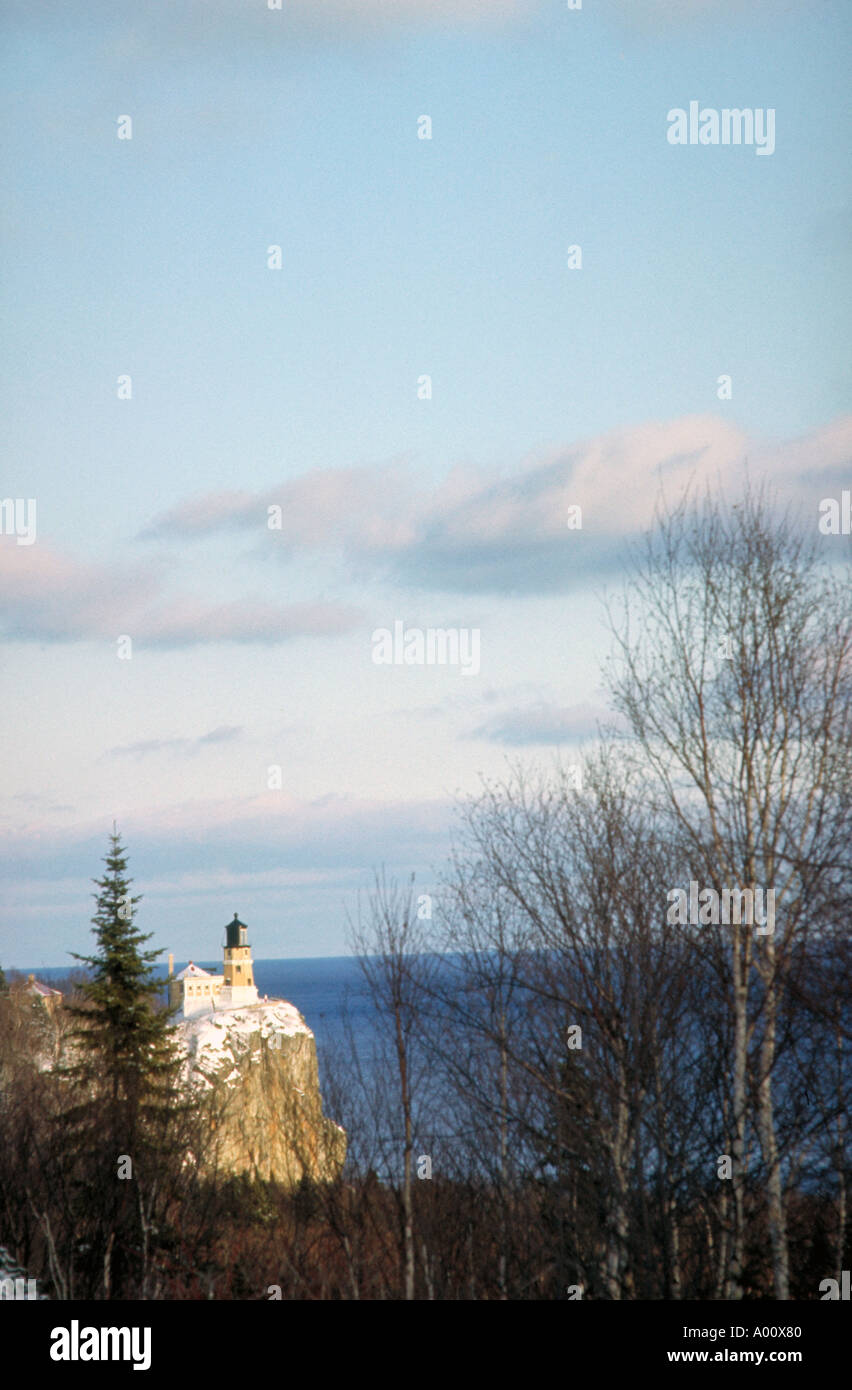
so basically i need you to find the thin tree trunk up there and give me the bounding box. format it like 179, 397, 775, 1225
756, 937, 790, 1299
834, 1018, 847, 1289
606, 1082, 631, 1300
396, 1007, 415, 1301
498, 1013, 508, 1299
103, 1230, 114, 1300
728, 924, 749, 1299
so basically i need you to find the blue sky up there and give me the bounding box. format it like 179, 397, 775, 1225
1, 0, 850, 968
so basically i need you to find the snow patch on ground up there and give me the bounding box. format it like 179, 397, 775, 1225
178, 999, 312, 1090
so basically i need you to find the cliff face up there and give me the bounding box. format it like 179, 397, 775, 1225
178, 1001, 345, 1187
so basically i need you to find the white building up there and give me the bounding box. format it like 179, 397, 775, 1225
167, 914, 259, 1018
169, 960, 223, 1017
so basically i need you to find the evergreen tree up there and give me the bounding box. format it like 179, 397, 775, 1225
61, 826, 192, 1297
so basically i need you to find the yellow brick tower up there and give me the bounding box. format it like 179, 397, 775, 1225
220, 912, 259, 1008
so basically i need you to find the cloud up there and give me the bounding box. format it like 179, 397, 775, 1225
0, 790, 451, 880
141, 463, 415, 554
198, 725, 243, 745
134, 598, 360, 648
612, 0, 804, 31
288, 0, 532, 22
469, 700, 621, 745
7, 793, 75, 816
139, 491, 260, 540
167, 0, 534, 26
0, 795, 453, 934
0, 790, 453, 964
4, 0, 535, 53
0, 543, 158, 642
140, 414, 852, 596
0, 540, 362, 647
0, 792, 455, 920
108, 726, 244, 760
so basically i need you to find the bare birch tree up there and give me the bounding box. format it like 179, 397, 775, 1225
347, 871, 437, 1300
605, 480, 852, 1299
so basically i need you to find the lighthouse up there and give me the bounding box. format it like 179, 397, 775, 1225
166, 912, 261, 1016
219, 912, 259, 1009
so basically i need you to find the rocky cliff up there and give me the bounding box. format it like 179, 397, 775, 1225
178, 1000, 345, 1187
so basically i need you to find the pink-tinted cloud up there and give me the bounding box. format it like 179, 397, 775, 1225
0, 539, 361, 647
142, 462, 414, 552
0, 542, 160, 641
139, 413, 852, 595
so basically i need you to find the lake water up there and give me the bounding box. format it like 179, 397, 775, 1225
29, 955, 374, 1072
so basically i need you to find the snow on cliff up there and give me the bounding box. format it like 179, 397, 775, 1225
176, 998, 346, 1185
180, 1000, 312, 1091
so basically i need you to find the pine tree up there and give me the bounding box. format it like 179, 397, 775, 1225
61, 826, 192, 1297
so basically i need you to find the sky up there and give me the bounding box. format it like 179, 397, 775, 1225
1, 0, 850, 968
